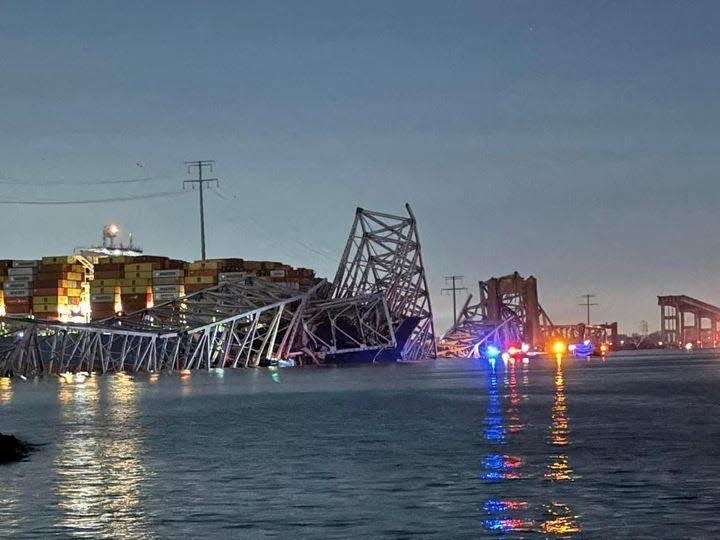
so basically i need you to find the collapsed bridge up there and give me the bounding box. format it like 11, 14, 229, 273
0, 205, 436, 377
437, 272, 618, 358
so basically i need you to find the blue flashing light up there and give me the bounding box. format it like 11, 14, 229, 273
572, 342, 595, 357
486, 344, 500, 358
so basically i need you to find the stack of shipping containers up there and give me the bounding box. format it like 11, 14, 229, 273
0, 252, 318, 320
184, 258, 245, 293
200, 259, 318, 292
32, 257, 86, 321
121, 256, 186, 312
3, 260, 38, 317
90, 257, 123, 319
120, 257, 156, 313
0, 260, 8, 315
152, 263, 186, 304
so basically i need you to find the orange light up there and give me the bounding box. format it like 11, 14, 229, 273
507, 346, 519, 355
552, 341, 567, 354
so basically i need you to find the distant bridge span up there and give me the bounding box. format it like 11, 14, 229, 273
658, 295, 720, 347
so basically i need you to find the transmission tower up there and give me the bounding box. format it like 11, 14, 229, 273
579, 294, 598, 325
442, 275, 468, 326
183, 160, 219, 260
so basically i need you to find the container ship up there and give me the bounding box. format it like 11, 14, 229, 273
0, 224, 318, 323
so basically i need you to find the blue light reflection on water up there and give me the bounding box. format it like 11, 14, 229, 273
479, 355, 583, 537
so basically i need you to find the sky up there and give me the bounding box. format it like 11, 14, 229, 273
1, 0, 719, 334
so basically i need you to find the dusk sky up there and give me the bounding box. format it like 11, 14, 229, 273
1, 0, 719, 333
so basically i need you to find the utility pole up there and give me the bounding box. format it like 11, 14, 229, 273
442, 275, 468, 326
183, 160, 219, 260
579, 294, 598, 325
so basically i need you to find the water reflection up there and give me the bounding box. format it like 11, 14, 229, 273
506, 358, 522, 434
481, 356, 582, 537
0, 376, 13, 404
55, 374, 151, 538
545, 356, 575, 482
540, 502, 582, 535
540, 356, 581, 535
482, 361, 505, 444
481, 359, 529, 534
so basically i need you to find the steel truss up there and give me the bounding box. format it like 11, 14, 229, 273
329, 204, 436, 362
438, 271, 616, 358
0, 205, 435, 376
437, 295, 522, 358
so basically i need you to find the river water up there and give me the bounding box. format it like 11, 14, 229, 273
1, 352, 719, 539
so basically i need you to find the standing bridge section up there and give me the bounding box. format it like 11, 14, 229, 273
0, 205, 435, 377
658, 295, 720, 347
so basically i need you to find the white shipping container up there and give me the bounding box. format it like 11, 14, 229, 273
219, 271, 252, 281
8, 267, 36, 276
152, 285, 184, 294
91, 294, 115, 302
153, 292, 182, 301
7, 275, 35, 283
4, 281, 32, 290
270, 269, 286, 278
151, 276, 182, 286
4, 288, 31, 298
277, 281, 300, 290
12, 260, 39, 268
152, 269, 184, 279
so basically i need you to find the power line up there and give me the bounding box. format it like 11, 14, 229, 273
183, 160, 219, 261
442, 275, 468, 326
211, 187, 339, 263
0, 191, 188, 205
0, 175, 168, 186
579, 294, 599, 325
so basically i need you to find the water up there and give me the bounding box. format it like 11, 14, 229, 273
1, 353, 720, 538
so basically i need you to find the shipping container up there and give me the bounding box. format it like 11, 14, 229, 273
152, 285, 184, 294
41, 255, 77, 265
124, 263, 160, 272
152, 269, 184, 279
90, 294, 115, 302
219, 271, 253, 281
124, 271, 154, 280
89, 286, 117, 295
185, 275, 218, 285
152, 276, 184, 286
4, 288, 31, 298
4, 281, 33, 290
92, 278, 122, 287
7, 274, 34, 283
8, 267, 36, 276
12, 260, 39, 268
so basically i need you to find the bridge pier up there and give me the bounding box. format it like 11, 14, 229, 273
659, 295, 720, 348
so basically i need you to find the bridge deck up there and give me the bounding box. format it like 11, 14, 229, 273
658, 295, 720, 317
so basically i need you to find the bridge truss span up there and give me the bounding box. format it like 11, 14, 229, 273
0, 204, 435, 376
